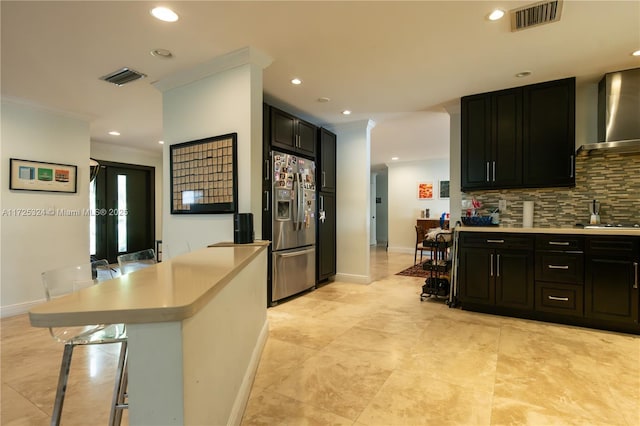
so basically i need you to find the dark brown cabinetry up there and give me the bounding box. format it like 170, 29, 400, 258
585, 236, 639, 327
461, 77, 575, 191
458, 233, 534, 311
318, 128, 336, 193
270, 107, 316, 157
317, 128, 337, 282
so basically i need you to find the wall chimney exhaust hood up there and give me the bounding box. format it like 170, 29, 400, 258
577, 67, 640, 155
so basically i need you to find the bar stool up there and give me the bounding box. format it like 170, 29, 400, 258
117, 248, 157, 275
41, 259, 128, 426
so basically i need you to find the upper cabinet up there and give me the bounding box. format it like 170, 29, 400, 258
318, 128, 336, 193
461, 77, 575, 191
270, 106, 317, 158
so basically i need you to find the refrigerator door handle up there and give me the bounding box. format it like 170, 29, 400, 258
277, 246, 316, 258
297, 174, 305, 229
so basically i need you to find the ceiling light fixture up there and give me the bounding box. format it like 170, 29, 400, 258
291, 78, 302, 85
158, 140, 165, 145
317, 97, 331, 103
632, 49, 640, 57
515, 71, 532, 78
151, 48, 173, 58
108, 131, 120, 136
391, 157, 399, 161
342, 110, 351, 115
151, 7, 179, 22
488, 9, 505, 21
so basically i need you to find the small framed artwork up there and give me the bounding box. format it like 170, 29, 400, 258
170, 133, 238, 214
417, 182, 433, 200
9, 158, 77, 193
439, 180, 450, 199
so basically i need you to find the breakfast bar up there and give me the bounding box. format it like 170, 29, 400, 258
29, 242, 269, 425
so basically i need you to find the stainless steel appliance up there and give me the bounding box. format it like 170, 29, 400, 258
270, 150, 316, 303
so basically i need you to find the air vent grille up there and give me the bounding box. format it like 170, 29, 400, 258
510, 0, 563, 31
100, 67, 147, 86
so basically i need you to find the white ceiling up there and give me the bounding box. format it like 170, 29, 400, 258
2, 1, 639, 169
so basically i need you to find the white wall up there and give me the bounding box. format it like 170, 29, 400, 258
157, 47, 270, 255
446, 105, 462, 226
387, 159, 450, 253
1, 99, 90, 316
332, 120, 375, 283
90, 141, 163, 240
375, 170, 389, 245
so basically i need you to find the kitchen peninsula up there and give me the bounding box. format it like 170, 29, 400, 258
29, 242, 269, 425
456, 226, 640, 335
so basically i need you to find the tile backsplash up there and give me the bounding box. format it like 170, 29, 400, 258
461, 152, 640, 228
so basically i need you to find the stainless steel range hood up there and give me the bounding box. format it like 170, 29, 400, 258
577, 67, 640, 155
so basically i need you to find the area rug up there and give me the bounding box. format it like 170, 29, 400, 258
395, 262, 432, 278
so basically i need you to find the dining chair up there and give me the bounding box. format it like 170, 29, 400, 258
41, 259, 128, 426
117, 248, 157, 275
414, 225, 429, 265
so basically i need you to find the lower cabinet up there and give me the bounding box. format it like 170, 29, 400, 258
317, 192, 336, 282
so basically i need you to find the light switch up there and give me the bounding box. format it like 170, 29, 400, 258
499, 199, 507, 212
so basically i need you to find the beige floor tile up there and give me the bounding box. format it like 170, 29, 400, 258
252, 338, 319, 389
1, 383, 49, 426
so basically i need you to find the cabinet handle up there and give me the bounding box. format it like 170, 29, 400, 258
322, 171, 326, 187
549, 241, 570, 246
265, 160, 270, 180
492, 161, 496, 182
320, 195, 324, 211
570, 155, 574, 178
548, 296, 569, 301
496, 254, 500, 277
486, 162, 490, 182
634, 262, 638, 289
548, 265, 569, 270
296, 134, 301, 148
486, 239, 504, 244
490, 254, 494, 276
264, 190, 270, 212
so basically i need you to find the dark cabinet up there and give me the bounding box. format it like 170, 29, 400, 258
523, 78, 575, 187
317, 192, 336, 281
270, 107, 316, 157
461, 77, 575, 191
318, 128, 336, 193
458, 233, 534, 310
585, 236, 639, 327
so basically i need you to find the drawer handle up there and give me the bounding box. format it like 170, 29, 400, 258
634, 262, 638, 289
549, 241, 570, 246
548, 296, 569, 301
548, 265, 569, 270
487, 239, 504, 244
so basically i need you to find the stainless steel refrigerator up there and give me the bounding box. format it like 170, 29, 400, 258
270, 150, 316, 303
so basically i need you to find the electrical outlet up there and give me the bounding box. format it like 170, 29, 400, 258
499, 199, 507, 212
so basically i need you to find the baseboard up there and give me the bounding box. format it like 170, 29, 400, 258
227, 319, 269, 426
1, 299, 45, 318
334, 272, 371, 284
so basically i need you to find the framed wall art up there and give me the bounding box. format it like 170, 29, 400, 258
9, 158, 77, 193
417, 182, 433, 200
170, 133, 238, 214
439, 180, 450, 199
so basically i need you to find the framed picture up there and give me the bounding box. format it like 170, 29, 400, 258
439, 180, 450, 199
9, 158, 77, 193
170, 133, 238, 214
417, 182, 433, 200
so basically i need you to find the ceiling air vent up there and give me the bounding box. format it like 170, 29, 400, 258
100, 67, 147, 86
510, 0, 563, 32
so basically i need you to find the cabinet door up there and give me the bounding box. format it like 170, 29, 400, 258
522, 77, 575, 187
492, 88, 522, 187
319, 128, 336, 192
585, 257, 638, 325
461, 94, 492, 190
271, 108, 296, 150
495, 249, 534, 310
317, 192, 336, 281
458, 247, 493, 305
297, 120, 317, 157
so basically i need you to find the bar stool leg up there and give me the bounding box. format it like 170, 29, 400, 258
51, 344, 74, 426
109, 341, 128, 426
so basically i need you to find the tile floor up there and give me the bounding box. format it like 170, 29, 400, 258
2, 247, 639, 425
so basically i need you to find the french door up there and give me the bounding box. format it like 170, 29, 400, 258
91, 161, 155, 263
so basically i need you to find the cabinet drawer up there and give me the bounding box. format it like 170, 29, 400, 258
535, 282, 583, 316
536, 234, 584, 251
587, 236, 639, 256
536, 253, 584, 284
459, 233, 533, 250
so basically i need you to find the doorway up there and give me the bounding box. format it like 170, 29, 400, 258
91, 161, 155, 263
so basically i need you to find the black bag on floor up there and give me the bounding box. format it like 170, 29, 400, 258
422, 277, 450, 297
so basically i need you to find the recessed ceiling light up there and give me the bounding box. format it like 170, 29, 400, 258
108, 131, 120, 136
515, 71, 532, 78
151, 7, 179, 22
291, 78, 302, 85
342, 110, 352, 115
151, 48, 173, 58
391, 157, 399, 161
158, 140, 165, 145
632, 49, 640, 56
317, 97, 331, 103
488, 9, 505, 21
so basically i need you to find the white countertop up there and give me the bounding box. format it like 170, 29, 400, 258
29, 242, 269, 327
456, 226, 640, 236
